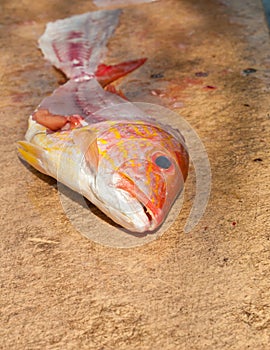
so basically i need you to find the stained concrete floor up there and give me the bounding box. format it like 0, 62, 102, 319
1, 0, 270, 349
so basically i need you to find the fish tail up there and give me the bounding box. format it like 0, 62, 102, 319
38, 10, 147, 84
38, 10, 121, 79
17, 141, 48, 175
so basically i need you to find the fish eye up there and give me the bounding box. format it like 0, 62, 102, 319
155, 155, 172, 169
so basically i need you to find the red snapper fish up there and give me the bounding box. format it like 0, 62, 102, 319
18, 9, 189, 233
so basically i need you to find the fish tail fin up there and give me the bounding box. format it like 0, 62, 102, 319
17, 141, 48, 175
38, 10, 121, 79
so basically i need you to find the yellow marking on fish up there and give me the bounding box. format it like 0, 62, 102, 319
142, 124, 151, 136
98, 138, 108, 145
132, 125, 141, 136
117, 140, 129, 159
17, 141, 47, 174
100, 149, 116, 168
112, 127, 122, 139
145, 162, 153, 186
154, 173, 159, 194
129, 159, 135, 167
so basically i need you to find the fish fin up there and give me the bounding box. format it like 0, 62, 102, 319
95, 58, 147, 87
73, 128, 99, 171
17, 141, 48, 175
38, 10, 121, 79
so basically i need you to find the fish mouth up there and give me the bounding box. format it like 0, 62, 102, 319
142, 203, 153, 223
119, 197, 158, 233
114, 172, 164, 232
140, 199, 164, 231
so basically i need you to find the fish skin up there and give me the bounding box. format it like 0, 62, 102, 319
18, 10, 189, 233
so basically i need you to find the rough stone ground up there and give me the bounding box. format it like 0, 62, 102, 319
0, 0, 270, 349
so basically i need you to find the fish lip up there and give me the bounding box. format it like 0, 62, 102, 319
135, 201, 153, 229
120, 199, 158, 233
141, 203, 153, 223
113, 169, 165, 232
139, 201, 163, 231
115, 178, 162, 231
111, 199, 154, 233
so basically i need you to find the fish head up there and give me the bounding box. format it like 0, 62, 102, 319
92, 121, 189, 233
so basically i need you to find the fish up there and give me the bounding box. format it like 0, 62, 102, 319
18, 9, 189, 233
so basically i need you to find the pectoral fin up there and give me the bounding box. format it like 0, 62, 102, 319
17, 141, 48, 175
72, 128, 99, 172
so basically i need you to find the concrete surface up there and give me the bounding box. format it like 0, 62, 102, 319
0, 0, 270, 349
